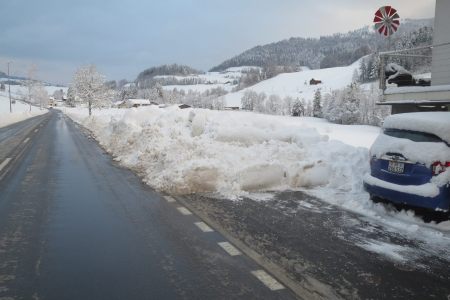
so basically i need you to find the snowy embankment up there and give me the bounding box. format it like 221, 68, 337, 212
0, 92, 47, 128
64, 106, 378, 198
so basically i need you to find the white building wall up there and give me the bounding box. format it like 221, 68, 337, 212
431, 0, 450, 86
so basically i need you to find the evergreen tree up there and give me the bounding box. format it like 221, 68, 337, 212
312, 89, 322, 118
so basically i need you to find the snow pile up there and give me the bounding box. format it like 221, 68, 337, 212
65, 106, 372, 197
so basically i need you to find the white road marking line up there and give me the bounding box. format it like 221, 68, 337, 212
34, 129, 39, 133
194, 222, 214, 232
23, 138, 30, 144
164, 196, 176, 203
177, 207, 192, 215
0, 158, 12, 172
251, 270, 285, 291
218, 242, 242, 256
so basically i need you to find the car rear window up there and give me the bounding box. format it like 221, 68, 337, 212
384, 128, 444, 143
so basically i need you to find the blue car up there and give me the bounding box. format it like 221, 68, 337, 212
363, 112, 450, 212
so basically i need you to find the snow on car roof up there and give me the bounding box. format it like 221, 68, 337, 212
383, 112, 450, 144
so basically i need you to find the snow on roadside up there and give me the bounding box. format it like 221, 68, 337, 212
0, 93, 47, 128
63, 106, 450, 261
63, 106, 375, 199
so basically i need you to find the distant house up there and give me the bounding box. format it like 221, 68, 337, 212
224, 106, 240, 110
178, 104, 191, 109
121, 99, 152, 108
309, 78, 322, 85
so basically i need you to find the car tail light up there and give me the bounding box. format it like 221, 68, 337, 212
431, 161, 450, 176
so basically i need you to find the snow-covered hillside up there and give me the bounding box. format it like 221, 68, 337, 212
224, 60, 360, 107
161, 66, 261, 94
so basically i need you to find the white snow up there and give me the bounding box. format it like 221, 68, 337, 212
363, 173, 440, 197
356, 239, 410, 262
369, 112, 450, 170
385, 84, 450, 94
61, 105, 450, 263
163, 83, 234, 93
62, 106, 379, 197
223, 60, 361, 107
383, 112, 450, 144
0, 91, 47, 128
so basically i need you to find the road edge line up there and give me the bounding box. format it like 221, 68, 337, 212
173, 196, 324, 300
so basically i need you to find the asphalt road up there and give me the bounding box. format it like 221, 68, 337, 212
0, 111, 297, 300
184, 192, 450, 299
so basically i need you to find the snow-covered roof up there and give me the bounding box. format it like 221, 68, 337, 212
126, 99, 151, 105
385, 84, 450, 95
383, 112, 450, 143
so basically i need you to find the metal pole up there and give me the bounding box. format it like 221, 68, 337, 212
7, 62, 12, 113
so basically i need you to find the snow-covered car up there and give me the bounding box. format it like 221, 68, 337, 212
363, 112, 450, 212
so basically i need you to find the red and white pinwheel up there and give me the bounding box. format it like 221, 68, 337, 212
373, 6, 400, 37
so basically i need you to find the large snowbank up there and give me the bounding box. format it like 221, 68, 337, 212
64, 106, 376, 197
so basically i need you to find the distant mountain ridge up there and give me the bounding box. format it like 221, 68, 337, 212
210, 18, 433, 72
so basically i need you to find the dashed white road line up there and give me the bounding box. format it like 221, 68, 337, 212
218, 242, 242, 256
0, 158, 12, 173
194, 222, 214, 232
251, 270, 285, 291
164, 196, 176, 203
177, 206, 192, 215
23, 138, 30, 144
34, 129, 39, 133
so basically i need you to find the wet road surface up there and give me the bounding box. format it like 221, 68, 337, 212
0, 111, 297, 300
184, 192, 450, 299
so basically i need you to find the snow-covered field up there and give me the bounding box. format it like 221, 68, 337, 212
0, 91, 47, 127
223, 60, 361, 107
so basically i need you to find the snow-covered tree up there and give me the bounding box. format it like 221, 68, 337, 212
312, 89, 322, 117
24, 64, 38, 111
31, 83, 49, 109
266, 94, 281, 115
291, 98, 304, 116
72, 65, 114, 115
241, 90, 257, 110
52, 89, 64, 101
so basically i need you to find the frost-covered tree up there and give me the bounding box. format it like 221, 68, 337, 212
323, 83, 388, 125
241, 90, 258, 110
52, 89, 64, 101
282, 96, 293, 116
291, 98, 304, 116
265, 94, 281, 115
312, 89, 322, 118
72, 65, 114, 115
253, 92, 267, 113
31, 83, 49, 109
24, 64, 38, 111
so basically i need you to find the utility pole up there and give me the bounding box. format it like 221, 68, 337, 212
7, 62, 12, 113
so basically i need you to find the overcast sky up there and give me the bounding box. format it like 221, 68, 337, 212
0, 0, 435, 84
